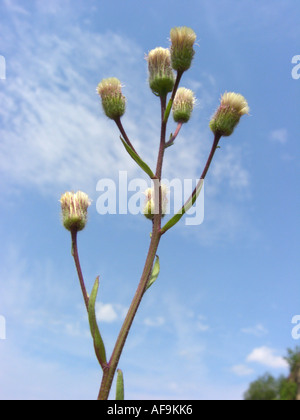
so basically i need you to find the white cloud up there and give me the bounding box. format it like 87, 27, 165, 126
96, 303, 118, 323
269, 128, 288, 144
96, 302, 128, 323
231, 364, 254, 376
241, 323, 268, 337
246, 346, 288, 369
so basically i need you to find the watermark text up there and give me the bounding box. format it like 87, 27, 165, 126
0, 55, 6, 80
291, 55, 300, 80
0, 315, 6, 340
291, 315, 300, 340
96, 171, 204, 226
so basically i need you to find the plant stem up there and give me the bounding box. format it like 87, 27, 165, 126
97, 225, 162, 400
164, 71, 183, 123
200, 133, 222, 180
165, 121, 183, 148
114, 117, 138, 155
71, 230, 89, 311
97, 95, 168, 400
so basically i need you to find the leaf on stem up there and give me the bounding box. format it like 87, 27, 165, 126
88, 277, 107, 367
115, 369, 124, 400
161, 179, 204, 234
120, 136, 155, 179
146, 255, 160, 291
163, 98, 173, 123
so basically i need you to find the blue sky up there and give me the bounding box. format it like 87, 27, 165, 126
0, 0, 299, 400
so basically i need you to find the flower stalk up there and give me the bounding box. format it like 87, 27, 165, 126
71, 230, 89, 311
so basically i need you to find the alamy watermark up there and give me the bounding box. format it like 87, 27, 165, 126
0, 55, 6, 80
96, 171, 204, 226
291, 55, 300, 80
291, 315, 300, 340
0, 315, 6, 340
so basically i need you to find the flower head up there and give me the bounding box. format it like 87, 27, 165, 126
97, 77, 126, 120
146, 47, 175, 97
209, 92, 249, 137
143, 184, 169, 220
172, 87, 196, 123
60, 191, 91, 232
170, 26, 197, 72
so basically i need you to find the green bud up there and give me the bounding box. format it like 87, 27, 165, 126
209, 92, 249, 137
170, 26, 197, 72
97, 77, 126, 120
146, 47, 175, 97
172, 87, 195, 123
60, 191, 91, 232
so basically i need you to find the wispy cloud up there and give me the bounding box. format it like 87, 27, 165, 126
231, 364, 254, 376
4, 0, 30, 15
0, 7, 250, 196
0, 12, 153, 197
209, 144, 250, 192
161, 292, 208, 362
143, 316, 165, 327
196, 315, 210, 332
35, 0, 72, 15
269, 128, 288, 144
241, 323, 268, 337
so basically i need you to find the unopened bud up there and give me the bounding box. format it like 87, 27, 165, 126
60, 191, 91, 232
97, 77, 126, 120
172, 87, 195, 123
143, 185, 168, 220
209, 92, 249, 137
147, 47, 175, 97
170, 26, 197, 73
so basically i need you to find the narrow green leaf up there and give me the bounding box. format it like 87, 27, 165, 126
116, 369, 124, 400
161, 179, 204, 234
120, 136, 155, 179
164, 98, 173, 123
161, 213, 182, 233
88, 277, 107, 366
146, 255, 160, 291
